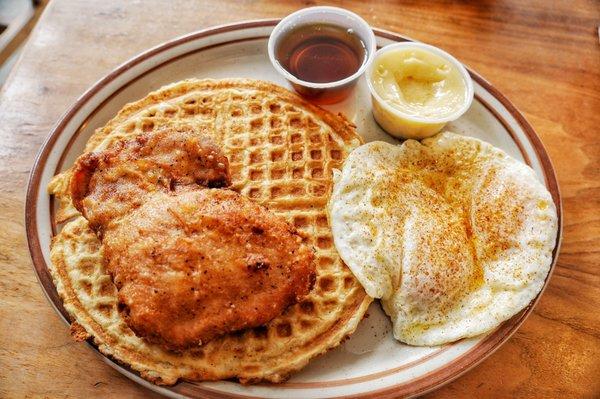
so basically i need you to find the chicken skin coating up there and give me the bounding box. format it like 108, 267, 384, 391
71, 127, 230, 234
70, 128, 315, 349
104, 189, 315, 349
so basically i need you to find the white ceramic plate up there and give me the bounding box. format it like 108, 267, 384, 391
26, 19, 562, 399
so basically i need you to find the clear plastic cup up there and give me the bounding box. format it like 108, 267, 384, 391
268, 6, 376, 104
366, 42, 474, 139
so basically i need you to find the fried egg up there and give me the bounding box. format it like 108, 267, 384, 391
328, 132, 558, 345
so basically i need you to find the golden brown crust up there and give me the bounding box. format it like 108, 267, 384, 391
105, 189, 316, 350
48, 78, 371, 385
70, 125, 316, 350
70, 322, 91, 342
71, 127, 231, 232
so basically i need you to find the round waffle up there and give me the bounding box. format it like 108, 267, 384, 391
48, 78, 372, 384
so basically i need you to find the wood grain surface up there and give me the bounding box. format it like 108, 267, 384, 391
0, 0, 598, 398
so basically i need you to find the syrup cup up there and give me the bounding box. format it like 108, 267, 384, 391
268, 6, 376, 104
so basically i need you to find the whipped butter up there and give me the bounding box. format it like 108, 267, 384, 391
366, 43, 473, 139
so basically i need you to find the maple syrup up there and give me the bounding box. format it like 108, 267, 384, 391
274, 23, 368, 103
276, 23, 367, 83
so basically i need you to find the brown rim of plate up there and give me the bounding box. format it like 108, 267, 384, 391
24, 19, 563, 399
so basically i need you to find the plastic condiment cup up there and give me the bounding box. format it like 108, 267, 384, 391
268, 6, 376, 104
366, 42, 474, 139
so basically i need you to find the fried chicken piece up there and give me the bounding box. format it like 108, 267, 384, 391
71, 128, 230, 234
70, 128, 316, 349
104, 189, 315, 350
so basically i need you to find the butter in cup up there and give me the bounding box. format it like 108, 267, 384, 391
366, 42, 474, 139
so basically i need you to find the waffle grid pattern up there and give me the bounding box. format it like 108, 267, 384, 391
48, 79, 372, 384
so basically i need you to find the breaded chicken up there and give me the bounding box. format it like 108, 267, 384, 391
104, 189, 315, 350
71, 128, 230, 234
70, 128, 316, 349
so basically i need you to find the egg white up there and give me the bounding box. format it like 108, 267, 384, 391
329, 132, 558, 345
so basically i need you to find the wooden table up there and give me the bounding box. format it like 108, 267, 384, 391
1, 0, 598, 397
